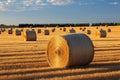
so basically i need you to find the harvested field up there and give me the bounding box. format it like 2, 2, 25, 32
0, 26, 120, 80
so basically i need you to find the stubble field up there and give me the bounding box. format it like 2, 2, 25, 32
0, 26, 120, 80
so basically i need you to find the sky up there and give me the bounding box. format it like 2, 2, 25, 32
0, 0, 120, 25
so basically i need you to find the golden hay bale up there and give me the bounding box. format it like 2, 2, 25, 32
80, 27, 82, 30
96, 27, 99, 29
63, 27, 66, 32
51, 28, 55, 32
47, 33, 94, 68
86, 30, 91, 34
107, 28, 111, 32
37, 29, 41, 33
44, 30, 50, 35
1, 28, 5, 32
15, 29, 21, 36
82, 27, 86, 31
8, 28, 13, 34
96, 29, 107, 37
69, 28, 76, 33
23, 30, 36, 41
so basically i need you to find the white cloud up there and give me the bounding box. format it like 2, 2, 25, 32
0, 0, 74, 11
110, 2, 119, 5
47, 0, 73, 6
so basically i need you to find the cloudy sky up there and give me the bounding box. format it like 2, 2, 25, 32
0, 0, 120, 25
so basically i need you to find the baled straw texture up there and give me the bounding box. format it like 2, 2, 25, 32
47, 33, 94, 68
86, 30, 91, 34
44, 30, 50, 35
15, 29, 21, 36
96, 29, 107, 37
37, 29, 41, 33
52, 28, 55, 32
69, 28, 76, 33
8, 28, 13, 34
23, 30, 36, 41
107, 28, 111, 32
63, 27, 66, 32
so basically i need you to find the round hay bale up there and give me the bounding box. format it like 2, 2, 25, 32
60, 28, 62, 30
80, 27, 82, 30
1, 28, 5, 32
47, 33, 94, 68
82, 27, 86, 31
96, 27, 98, 29
24, 30, 36, 41
15, 29, 21, 36
44, 30, 50, 35
86, 30, 91, 34
52, 28, 55, 32
69, 28, 76, 33
63, 27, 66, 32
107, 28, 111, 32
37, 29, 41, 33
8, 29, 13, 34
96, 29, 107, 38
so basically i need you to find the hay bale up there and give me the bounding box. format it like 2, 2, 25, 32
44, 30, 50, 35
63, 27, 66, 32
8, 28, 13, 34
107, 28, 111, 32
80, 27, 82, 30
60, 28, 62, 30
24, 30, 36, 41
96, 27, 98, 29
82, 27, 86, 31
96, 29, 107, 37
15, 29, 21, 36
37, 29, 41, 33
47, 33, 94, 68
1, 28, 5, 32
86, 30, 91, 34
69, 28, 76, 33
52, 28, 55, 32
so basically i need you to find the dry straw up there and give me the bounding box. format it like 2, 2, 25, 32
44, 29, 50, 35
96, 29, 107, 37
8, 28, 13, 34
23, 29, 36, 41
69, 28, 76, 33
52, 28, 55, 32
37, 29, 41, 33
107, 28, 111, 32
15, 29, 21, 36
86, 30, 91, 34
63, 27, 66, 32
47, 33, 94, 68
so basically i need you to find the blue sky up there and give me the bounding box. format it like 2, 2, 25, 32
0, 0, 120, 25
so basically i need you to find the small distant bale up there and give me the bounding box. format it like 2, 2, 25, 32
23, 30, 36, 41
63, 27, 66, 32
82, 27, 86, 31
96, 27, 98, 29
21, 28, 24, 32
15, 29, 21, 36
60, 28, 62, 30
86, 30, 91, 35
44, 30, 50, 35
69, 28, 76, 33
47, 33, 94, 68
96, 29, 107, 38
52, 28, 55, 32
37, 29, 41, 33
1, 28, 5, 32
107, 28, 111, 32
80, 27, 82, 30
8, 28, 13, 34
